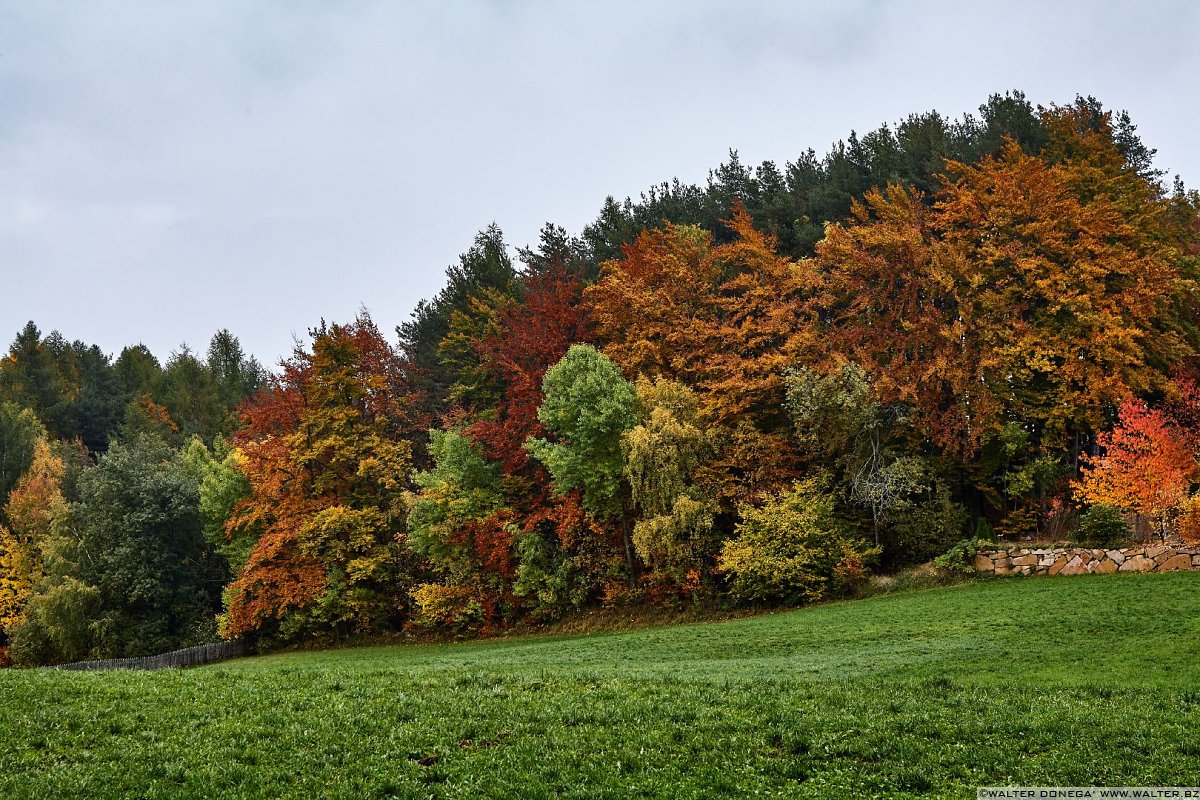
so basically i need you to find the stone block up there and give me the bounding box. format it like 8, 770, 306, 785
1153, 549, 1177, 565
1093, 558, 1118, 574
1159, 554, 1192, 572
1048, 555, 1070, 576
973, 554, 995, 572
1118, 555, 1154, 572
1106, 550, 1126, 565
1059, 556, 1089, 576
1011, 555, 1037, 567
1147, 545, 1171, 560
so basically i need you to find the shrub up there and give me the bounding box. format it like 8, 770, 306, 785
933, 537, 992, 574
717, 479, 878, 606
8, 576, 104, 665
410, 584, 484, 634
1075, 504, 1131, 547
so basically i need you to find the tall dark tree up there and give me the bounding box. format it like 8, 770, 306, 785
397, 224, 518, 426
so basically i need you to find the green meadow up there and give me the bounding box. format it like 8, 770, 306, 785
3, 572, 1198, 799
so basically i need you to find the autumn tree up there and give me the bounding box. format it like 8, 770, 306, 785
223, 314, 417, 641
623, 377, 715, 589
466, 263, 593, 476
588, 207, 811, 508
10, 434, 221, 663
406, 429, 514, 628
815, 132, 1185, 470
180, 436, 256, 577
0, 439, 68, 635
587, 223, 718, 384
717, 479, 877, 605
1074, 400, 1197, 541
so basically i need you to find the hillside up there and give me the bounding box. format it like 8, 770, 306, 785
3, 572, 1199, 798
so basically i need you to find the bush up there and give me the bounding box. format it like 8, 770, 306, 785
932, 537, 992, 574
718, 479, 878, 606
8, 576, 104, 665
1075, 504, 1131, 547
409, 584, 484, 634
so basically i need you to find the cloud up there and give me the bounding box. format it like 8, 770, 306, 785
1, 0, 1196, 365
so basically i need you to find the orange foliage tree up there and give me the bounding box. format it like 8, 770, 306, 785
814, 133, 1185, 459
0, 439, 67, 633
1074, 400, 1197, 540
588, 205, 813, 507
223, 314, 418, 640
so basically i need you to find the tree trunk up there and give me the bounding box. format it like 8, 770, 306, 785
619, 502, 636, 587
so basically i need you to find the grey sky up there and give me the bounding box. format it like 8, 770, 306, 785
3, 1, 1199, 367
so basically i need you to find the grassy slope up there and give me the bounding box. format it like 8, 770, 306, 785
2, 573, 1198, 799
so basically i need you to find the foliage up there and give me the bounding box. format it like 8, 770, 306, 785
718, 480, 878, 605
223, 314, 416, 641
465, 263, 593, 475
11, 434, 220, 663
0, 401, 44, 507
408, 583, 485, 633
880, 478, 970, 567
784, 363, 961, 562
406, 429, 515, 626
588, 207, 810, 506
513, 493, 623, 617
397, 224, 518, 418
179, 437, 256, 576
628, 497, 712, 592
1074, 400, 1197, 539
1, 323, 258, 454
623, 378, 716, 587
0, 439, 67, 634
587, 223, 717, 384
932, 537, 992, 574
526, 345, 638, 521
1, 92, 1197, 657
7, 576, 102, 665
1075, 504, 1133, 548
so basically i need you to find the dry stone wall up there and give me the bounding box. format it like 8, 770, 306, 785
973, 545, 1200, 577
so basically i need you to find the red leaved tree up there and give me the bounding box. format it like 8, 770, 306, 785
1074, 399, 1197, 540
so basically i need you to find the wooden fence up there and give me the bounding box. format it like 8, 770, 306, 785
56, 640, 246, 671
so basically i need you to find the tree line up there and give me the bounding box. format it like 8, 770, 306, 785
3, 92, 1199, 664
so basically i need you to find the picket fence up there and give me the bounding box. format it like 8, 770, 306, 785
56, 640, 246, 671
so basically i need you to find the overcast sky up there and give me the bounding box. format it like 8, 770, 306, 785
3, 1, 1199, 367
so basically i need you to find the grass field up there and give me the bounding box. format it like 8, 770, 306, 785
3, 572, 1199, 799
